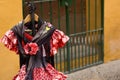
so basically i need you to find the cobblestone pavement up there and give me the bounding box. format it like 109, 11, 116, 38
67, 60, 120, 80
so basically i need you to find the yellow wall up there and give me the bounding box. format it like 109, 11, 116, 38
104, 0, 120, 62
0, 0, 22, 80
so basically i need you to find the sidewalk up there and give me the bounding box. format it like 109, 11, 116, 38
67, 60, 120, 80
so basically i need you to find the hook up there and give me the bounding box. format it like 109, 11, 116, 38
26, 2, 36, 14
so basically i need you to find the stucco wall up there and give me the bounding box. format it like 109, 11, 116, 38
0, 0, 22, 80
104, 0, 120, 62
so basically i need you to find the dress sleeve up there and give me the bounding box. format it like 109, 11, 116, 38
0, 30, 18, 53
50, 29, 69, 56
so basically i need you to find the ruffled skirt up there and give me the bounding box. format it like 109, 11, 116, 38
13, 64, 67, 80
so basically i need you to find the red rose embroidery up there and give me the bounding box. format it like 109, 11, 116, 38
24, 43, 39, 55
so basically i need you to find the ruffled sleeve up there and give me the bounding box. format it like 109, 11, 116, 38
50, 29, 69, 56
0, 30, 18, 53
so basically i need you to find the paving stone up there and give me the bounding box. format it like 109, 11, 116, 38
67, 60, 120, 80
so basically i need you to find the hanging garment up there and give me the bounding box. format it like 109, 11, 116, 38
0, 21, 69, 80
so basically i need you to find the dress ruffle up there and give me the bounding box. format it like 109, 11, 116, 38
33, 64, 67, 80
50, 29, 69, 55
14, 64, 67, 80
13, 65, 26, 80
0, 30, 18, 52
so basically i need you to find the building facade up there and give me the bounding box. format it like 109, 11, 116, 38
0, 0, 120, 80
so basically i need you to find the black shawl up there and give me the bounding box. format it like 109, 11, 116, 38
11, 21, 56, 80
